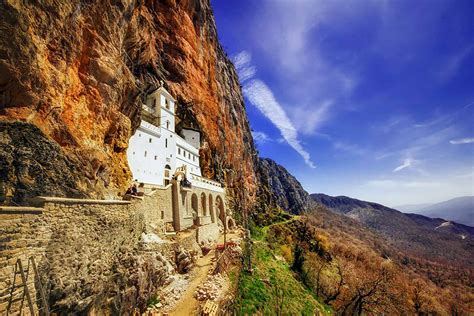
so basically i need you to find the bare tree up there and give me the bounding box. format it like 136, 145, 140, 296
339, 264, 394, 316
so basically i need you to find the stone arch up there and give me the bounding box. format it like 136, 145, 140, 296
209, 194, 215, 223
191, 193, 199, 225
191, 193, 198, 214
201, 192, 207, 216
227, 217, 236, 230
216, 195, 225, 226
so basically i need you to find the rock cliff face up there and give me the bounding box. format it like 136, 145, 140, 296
0, 0, 258, 207
256, 158, 311, 214
0, 122, 90, 202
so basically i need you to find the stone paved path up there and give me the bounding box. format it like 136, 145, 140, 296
170, 231, 240, 315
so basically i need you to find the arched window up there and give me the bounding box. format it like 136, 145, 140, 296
166, 120, 170, 129
164, 164, 171, 185
209, 194, 215, 223
201, 193, 207, 216
191, 194, 198, 214
216, 195, 225, 226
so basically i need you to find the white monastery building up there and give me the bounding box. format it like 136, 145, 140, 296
127, 86, 200, 185
127, 85, 233, 233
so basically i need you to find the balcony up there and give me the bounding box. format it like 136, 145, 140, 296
142, 103, 155, 113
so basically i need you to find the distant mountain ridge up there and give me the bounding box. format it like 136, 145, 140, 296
394, 203, 433, 213
311, 193, 474, 266
397, 196, 474, 226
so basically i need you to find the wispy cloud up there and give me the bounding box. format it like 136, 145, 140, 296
244, 80, 316, 168
393, 158, 413, 172
450, 138, 474, 145
234, 51, 316, 168
292, 100, 334, 136
252, 131, 271, 144
233, 52, 256, 81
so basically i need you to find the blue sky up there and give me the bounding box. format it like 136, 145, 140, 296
211, 0, 474, 206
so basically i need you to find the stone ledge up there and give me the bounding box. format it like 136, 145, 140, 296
29, 196, 131, 207
0, 206, 44, 214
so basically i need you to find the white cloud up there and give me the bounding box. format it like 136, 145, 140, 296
233, 51, 256, 82
393, 158, 413, 172
450, 138, 474, 145
292, 100, 334, 136
244, 80, 316, 168
252, 131, 270, 144
247, 1, 359, 134
234, 51, 316, 168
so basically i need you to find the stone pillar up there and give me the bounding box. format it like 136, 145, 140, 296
171, 178, 182, 232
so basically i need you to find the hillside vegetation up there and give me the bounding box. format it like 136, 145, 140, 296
233, 215, 330, 315
243, 205, 473, 315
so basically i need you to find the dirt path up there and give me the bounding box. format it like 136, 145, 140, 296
170, 252, 214, 315
169, 231, 240, 315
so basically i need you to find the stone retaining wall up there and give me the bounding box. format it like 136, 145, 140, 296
0, 198, 167, 314
0, 208, 47, 314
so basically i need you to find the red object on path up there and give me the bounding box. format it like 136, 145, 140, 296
216, 241, 237, 251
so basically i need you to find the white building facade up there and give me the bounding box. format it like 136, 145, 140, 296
127, 86, 218, 190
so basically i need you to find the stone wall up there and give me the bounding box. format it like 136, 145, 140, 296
0, 207, 47, 314
172, 179, 227, 232
0, 186, 229, 314
0, 198, 168, 314
133, 185, 173, 233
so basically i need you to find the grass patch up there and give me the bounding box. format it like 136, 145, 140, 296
146, 294, 160, 307
234, 242, 331, 315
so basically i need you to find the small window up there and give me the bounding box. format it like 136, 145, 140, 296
138, 133, 141, 137
149, 138, 152, 143
166, 121, 170, 129
188, 153, 191, 159
178, 148, 181, 155
193, 156, 195, 161
133, 151, 135, 155
165, 99, 170, 110
165, 139, 168, 148
154, 155, 157, 160
153, 98, 156, 109
144, 151, 147, 157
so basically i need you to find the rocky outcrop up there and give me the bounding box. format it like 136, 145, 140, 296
0, 121, 92, 203
0, 0, 258, 208
256, 158, 311, 214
